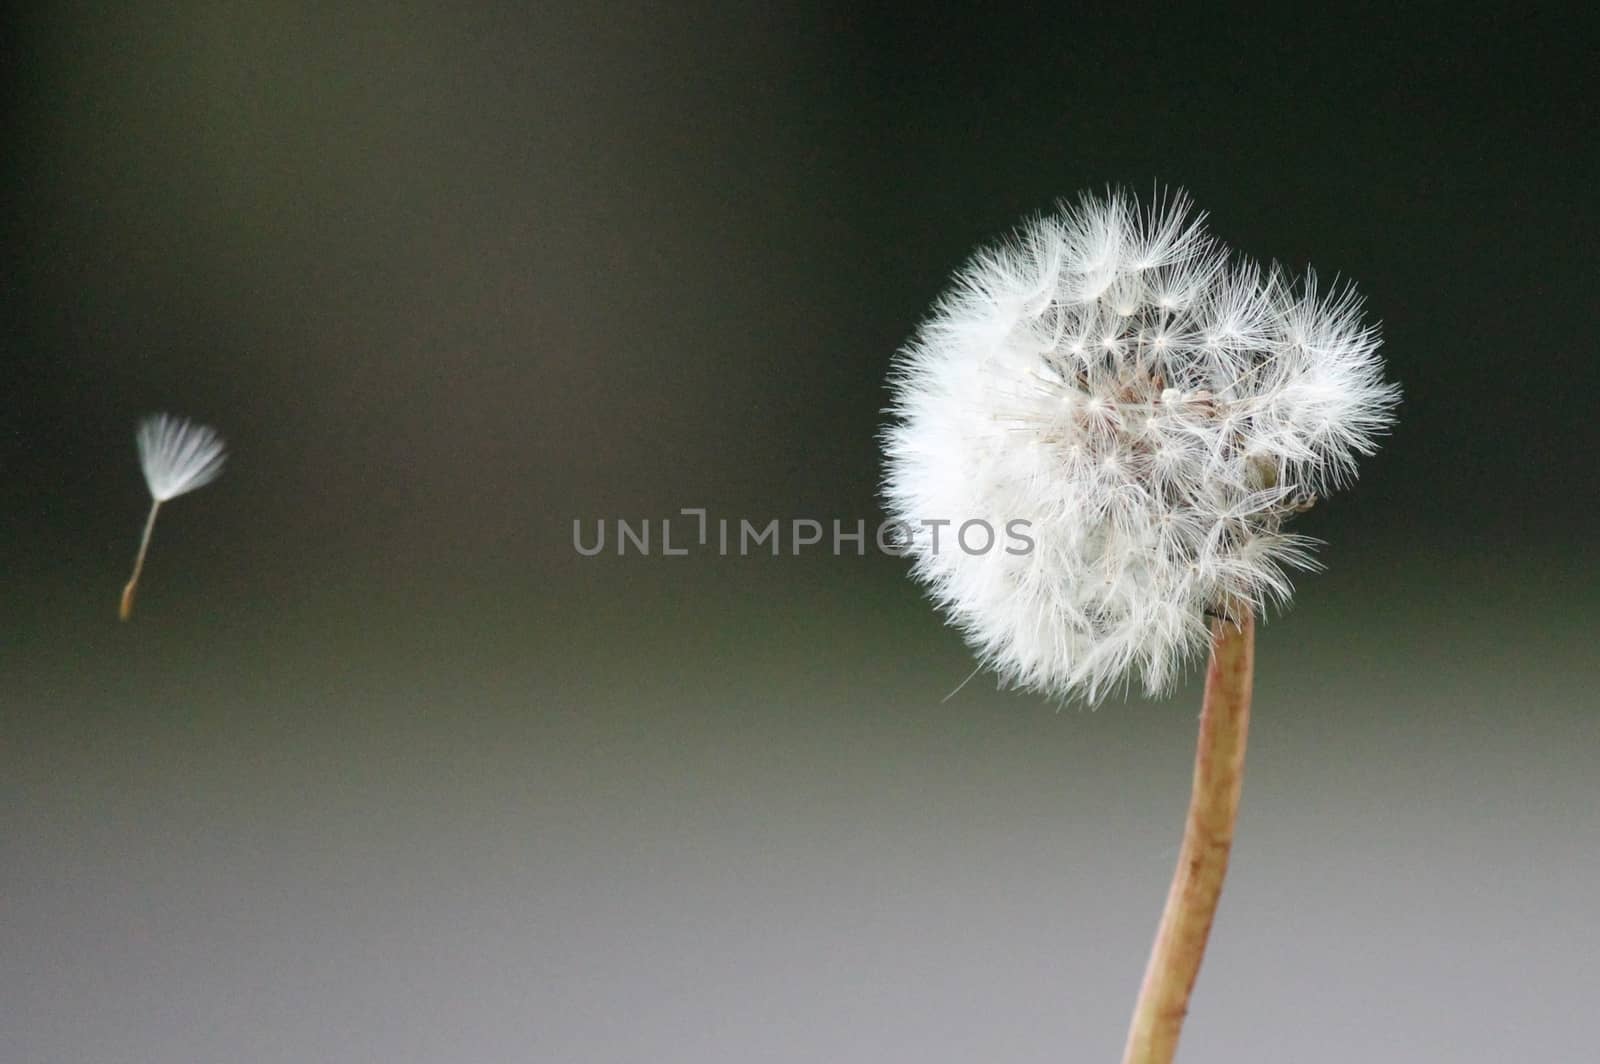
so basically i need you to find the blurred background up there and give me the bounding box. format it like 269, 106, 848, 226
4, 5, 1595, 1062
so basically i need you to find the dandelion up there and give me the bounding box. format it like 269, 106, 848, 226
120, 413, 226, 620
881, 188, 1397, 1063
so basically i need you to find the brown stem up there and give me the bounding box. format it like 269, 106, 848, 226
120, 500, 161, 621
1121, 608, 1255, 1064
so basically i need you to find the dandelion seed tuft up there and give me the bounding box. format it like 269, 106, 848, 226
882, 188, 1399, 702
137, 413, 227, 502
120, 413, 226, 619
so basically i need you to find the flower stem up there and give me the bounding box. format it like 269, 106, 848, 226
1121, 608, 1254, 1064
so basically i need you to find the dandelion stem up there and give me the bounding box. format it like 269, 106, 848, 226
1121, 607, 1254, 1064
120, 500, 162, 621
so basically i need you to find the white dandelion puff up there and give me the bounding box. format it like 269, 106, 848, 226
882, 188, 1399, 703
884, 188, 1401, 1062
120, 413, 227, 620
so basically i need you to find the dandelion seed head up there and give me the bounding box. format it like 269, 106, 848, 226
882, 188, 1399, 702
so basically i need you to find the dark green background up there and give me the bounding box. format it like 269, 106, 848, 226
6, 6, 1595, 1062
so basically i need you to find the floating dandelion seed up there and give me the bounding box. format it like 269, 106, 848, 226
120, 413, 226, 620
881, 188, 1398, 1063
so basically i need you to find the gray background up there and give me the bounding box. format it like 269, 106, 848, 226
6, 5, 1596, 1062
